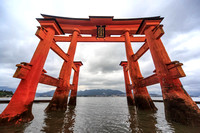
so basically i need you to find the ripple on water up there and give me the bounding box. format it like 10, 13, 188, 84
0, 97, 200, 132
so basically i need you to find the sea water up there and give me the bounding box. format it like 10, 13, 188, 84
0, 97, 200, 133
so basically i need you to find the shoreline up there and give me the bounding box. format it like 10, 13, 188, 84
0, 99, 200, 104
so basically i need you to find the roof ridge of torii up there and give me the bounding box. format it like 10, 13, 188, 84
0, 14, 200, 127
40, 13, 163, 20
36, 14, 164, 35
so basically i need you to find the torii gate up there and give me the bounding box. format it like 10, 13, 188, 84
0, 14, 199, 126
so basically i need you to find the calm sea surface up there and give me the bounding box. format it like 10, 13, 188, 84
0, 97, 200, 133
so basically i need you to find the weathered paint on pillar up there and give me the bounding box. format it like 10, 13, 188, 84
46, 28, 80, 111
0, 27, 55, 125
68, 62, 83, 106
120, 61, 135, 106
145, 26, 200, 126
123, 30, 157, 111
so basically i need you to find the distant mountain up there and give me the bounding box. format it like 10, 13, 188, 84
0, 86, 15, 93
77, 89, 125, 97
35, 89, 125, 97
187, 91, 200, 97
149, 93, 162, 97
35, 90, 55, 97
1, 86, 199, 97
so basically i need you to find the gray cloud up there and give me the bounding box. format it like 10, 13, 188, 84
0, 0, 200, 94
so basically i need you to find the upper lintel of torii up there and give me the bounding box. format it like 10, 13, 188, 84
36, 14, 163, 36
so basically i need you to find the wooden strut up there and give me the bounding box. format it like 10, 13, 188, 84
144, 25, 200, 126
124, 61, 186, 88
123, 30, 157, 111
13, 62, 77, 89
37, 27, 78, 71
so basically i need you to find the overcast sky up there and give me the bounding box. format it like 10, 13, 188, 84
0, 0, 200, 94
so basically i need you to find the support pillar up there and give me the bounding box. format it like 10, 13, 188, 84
0, 27, 55, 125
45, 28, 80, 111
145, 26, 200, 126
120, 62, 135, 106
68, 62, 83, 106
123, 30, 157, 111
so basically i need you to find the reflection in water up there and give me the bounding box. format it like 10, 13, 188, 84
63, 106, 76, 132
128, 106, 159, 133
0, 121, 30, 132
1, 98, 199, 132
170, 120, 200, 133
41, 106, 76, 133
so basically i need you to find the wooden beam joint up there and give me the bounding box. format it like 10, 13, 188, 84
132, 61, 186, 88
152, 25, 164, 39
50, 42, 77, 71
132, 42, 149, 61
35, 27, 48, 40
13, 62, 59, 87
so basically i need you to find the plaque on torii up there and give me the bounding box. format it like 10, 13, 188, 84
97, 25, 105, 38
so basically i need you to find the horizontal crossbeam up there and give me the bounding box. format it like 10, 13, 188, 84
54, 36, 146, 42
13, 63, 59, 87
39, 73, 59, 87
138, 74, 158, 87
131, 61, 186, 88
13, 62, 81, 87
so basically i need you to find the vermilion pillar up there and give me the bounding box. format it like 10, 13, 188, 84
68, 62, 83, 106
120, 61, 135, 106
145, 26, 200, 126
0, 27, 56, 124
123, 30, 157, 111
46, 29, 80, 111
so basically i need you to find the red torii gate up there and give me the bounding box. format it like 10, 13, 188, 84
0, 14, 199, 126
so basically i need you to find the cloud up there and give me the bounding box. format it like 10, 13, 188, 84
0, 0, 200, 94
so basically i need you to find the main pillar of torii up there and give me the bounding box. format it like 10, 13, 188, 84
122, 30, 157, 111
0, 25, 59, 124
144, 26, 200, 126
68, 62, 83, 106
45, 29, 80, 111
0, 19, 83, 125
120, 61, 135, 106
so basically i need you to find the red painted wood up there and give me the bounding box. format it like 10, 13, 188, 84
68, 62, 83, 106
120, 62, 135, 106
54, 36, 146, 42
51, 42, 77, 71
145, 26, 200, 126
45, 29, 80, 111
0, 27, 55, 124
132, 42, 149, 61
124, 30, 157, 111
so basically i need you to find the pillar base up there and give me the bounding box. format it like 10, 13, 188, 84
134, 95, 157, 111
45, 88, 69, 111
68, 96, 77, 106
160, 78, 200, 126
163, 95, 200, 126
127, 96, 135, 106
0, 103, 33, 125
